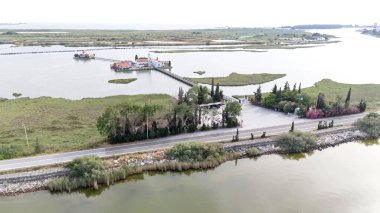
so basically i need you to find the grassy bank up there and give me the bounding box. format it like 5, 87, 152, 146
0, 95, 173, 160
302, 79, 380, 110
186, 73, 286, 86
0, 28, 329, 47
235, 79, 380, 110
108, 78, 137, 84
48, 143, 240, 193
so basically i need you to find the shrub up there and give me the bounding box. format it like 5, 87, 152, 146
225, 102, 242, 117
276, 101, 288, 112
358, 100, 367, 112
0, 145, 24, 160
283, 102, 295, 114
343, 106, 360, 115
262, 94, 277, 109
246, 147, 262, 157
305, 108, 324, 119
354, 113, 380, 138
275, 131, 317, 153
65, 155, 107, 179
326, 104, 344, 117
165, 142, 225, 162
297, 104, 308, 117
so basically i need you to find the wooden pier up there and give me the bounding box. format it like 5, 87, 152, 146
94, 57, 121, 63
153, 66, 197, 87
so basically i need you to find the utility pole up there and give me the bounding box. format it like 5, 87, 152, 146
22, 123, 30, 149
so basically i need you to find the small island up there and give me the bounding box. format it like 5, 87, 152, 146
193, 71, 206, 75
108, 78, 137, 84
185, 73, 286, 86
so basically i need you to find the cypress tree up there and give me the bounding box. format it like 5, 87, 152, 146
211, 78, 215, 97
178, 87, 184, 104
276, 87, 283, 101
198, 86, 204, 105
219, 90, 224, 102
272, 84, 278, 94
298, 82, 302, 93
284, 81, 290, 91
293, 83, 297, 92
316, 93, 326, 109
214, 83, 221, 102
255, 86, 262, 102
345, 88, 352, 109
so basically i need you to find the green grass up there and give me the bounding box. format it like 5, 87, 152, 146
185, 73, 286, 86
0, 94, 173, 160
108, 78, 137, 84
302, 79, 380, 110
193, 71, 206, 75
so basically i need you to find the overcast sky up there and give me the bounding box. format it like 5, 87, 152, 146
1, 0, 379, 28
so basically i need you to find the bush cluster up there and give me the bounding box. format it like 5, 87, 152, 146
275, 131, 317, 153
246, 147, 262, 157
354, 113, 380, 138
165, 142, 225, 162
253, 82, 366, 119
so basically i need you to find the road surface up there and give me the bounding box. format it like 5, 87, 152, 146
0, 113, 365, 172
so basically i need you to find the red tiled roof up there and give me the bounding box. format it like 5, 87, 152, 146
114, 60, 132, 68
136, 58, 149, 63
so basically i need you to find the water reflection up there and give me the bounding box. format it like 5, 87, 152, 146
280, 151, 314, 161
358, 139, 379, 146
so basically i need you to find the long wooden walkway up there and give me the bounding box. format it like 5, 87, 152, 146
153, 66, 197, 87
94, 57, 120, 63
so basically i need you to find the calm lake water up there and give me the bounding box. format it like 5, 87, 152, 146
1, 140, 380, 213
0, 28, 379, 99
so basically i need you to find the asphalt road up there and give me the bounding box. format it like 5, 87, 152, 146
0, 113, 365, 172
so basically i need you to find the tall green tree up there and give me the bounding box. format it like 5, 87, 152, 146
142, 103, 161, 139
298, 82, 302, 93
198, 86, 205, 105
120, 104, 143, 135
276, 87, 283, 102
284, 81, 290, 91
178, 87, 184, 104
316, 93, 326, 109
293, 83, 297, 92
345, 88, 352, 109
213, 83, 222, 102
254, 86, 262, 102
174, 103, 194, 133
97, 107, 118, 138
272, 84, 278, 94
225, 102, 242, 117
211, 78, 215, 97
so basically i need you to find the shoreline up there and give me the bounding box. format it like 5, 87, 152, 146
0, 126, 373, 197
